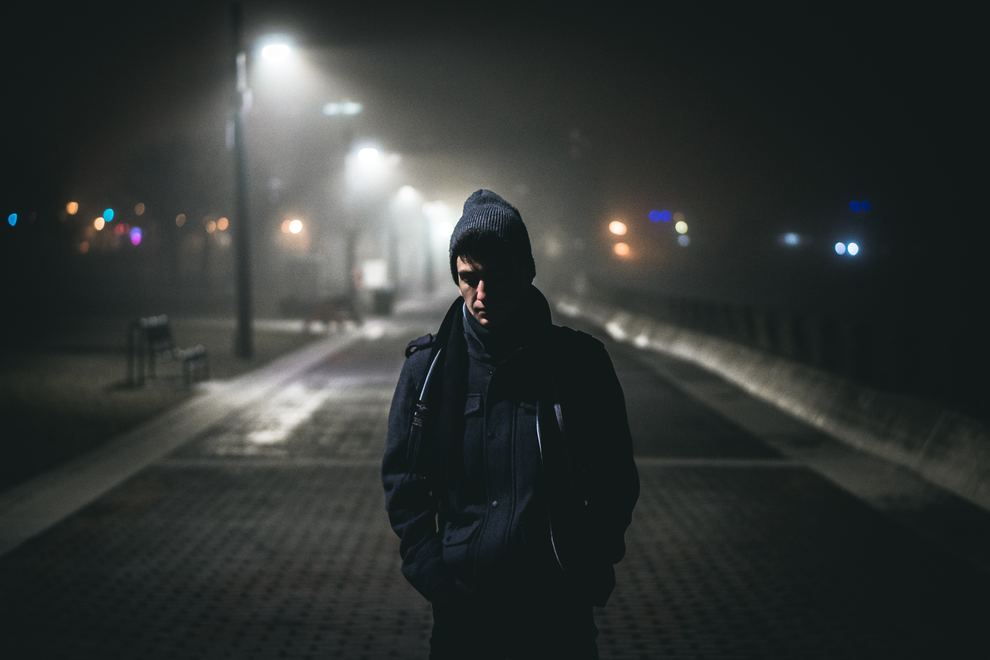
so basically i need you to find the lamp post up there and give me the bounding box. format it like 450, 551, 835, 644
230, 2, 253, 358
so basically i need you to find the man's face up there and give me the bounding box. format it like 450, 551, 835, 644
456, 255, 526, 329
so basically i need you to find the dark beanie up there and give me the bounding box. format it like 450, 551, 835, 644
449, 189, 536, 284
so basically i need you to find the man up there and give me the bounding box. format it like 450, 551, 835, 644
382, 189, 639, 659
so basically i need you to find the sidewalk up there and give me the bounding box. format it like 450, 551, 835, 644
1, 290, 987, 658
0, 292, 448, 558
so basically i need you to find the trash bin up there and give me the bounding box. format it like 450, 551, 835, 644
371, 287, 395, 315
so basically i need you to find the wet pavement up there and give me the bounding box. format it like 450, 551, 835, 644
1, 295, 987, 659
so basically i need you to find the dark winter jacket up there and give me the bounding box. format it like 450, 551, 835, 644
381, 285, 639, 606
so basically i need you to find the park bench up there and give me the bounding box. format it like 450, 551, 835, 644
126, 315, 209, 386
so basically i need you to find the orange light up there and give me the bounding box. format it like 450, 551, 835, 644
66, 201, 79, 215
134, 202, 146, 216
217, 216, 229, 231
94, 217, 106, 231
608, 220, 627, 236
613, 242, 630, 257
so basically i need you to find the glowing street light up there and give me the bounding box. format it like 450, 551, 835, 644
608, 220, 628, 236
322, 99, 363, 116
261, 41, 292, 62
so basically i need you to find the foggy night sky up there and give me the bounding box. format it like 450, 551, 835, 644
2, 2, 985, 312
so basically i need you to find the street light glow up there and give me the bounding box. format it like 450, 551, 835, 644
609, 220, 627, 236
358, 147, 380, 162
322, 100, 363, 116
260, 42, 292, 62
613, 242, 631, 257
288, 218, 304, 234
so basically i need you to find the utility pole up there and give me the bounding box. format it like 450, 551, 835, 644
230, 2, 254, 357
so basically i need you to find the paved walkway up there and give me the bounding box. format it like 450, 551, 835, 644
1, 293, 987, 658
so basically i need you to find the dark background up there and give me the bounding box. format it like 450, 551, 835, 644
2, 2, 986, 417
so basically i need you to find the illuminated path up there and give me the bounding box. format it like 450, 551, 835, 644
0, 295, 987, 658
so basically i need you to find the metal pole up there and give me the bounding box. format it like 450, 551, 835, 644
230, 2, 254, 357
422, 211, 434, 294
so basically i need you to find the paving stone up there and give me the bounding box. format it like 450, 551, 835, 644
1, 332, 987, 659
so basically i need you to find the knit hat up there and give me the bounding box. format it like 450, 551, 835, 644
448, 189, 536, 284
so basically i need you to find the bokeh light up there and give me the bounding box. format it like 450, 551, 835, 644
673, 211, 685, 223
289, 218, 304, 234
7, 213, 16, 227
134, 202, 145, 216
847, 242, 860, 256
675, 220, 689, 234
834, 242, 847, 255
175, 213, 187, 228
678, 235, 691, 247
217, 217, 230, 231
66, 201, 79, 215
608, 220, 627, 236
613, 242, 631, 257
783, 232, 800, 246
94, 217, 106, 231
649, 209, 672, 223
129, 227, 142, 246
103, 208, 115, 222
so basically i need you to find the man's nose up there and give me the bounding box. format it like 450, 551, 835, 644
476, 280, 487, 301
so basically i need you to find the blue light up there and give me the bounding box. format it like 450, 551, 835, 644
103, 208, 115, 222
677, 235, 690, 247
7, 213, 16, 227
783, 232, 800, 246
649, 209, 672, 223
849, 200, 872, 213
847, 242, 860, 256
834, 242, 847, 256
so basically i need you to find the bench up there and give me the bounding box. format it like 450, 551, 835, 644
126, 315, 209, 386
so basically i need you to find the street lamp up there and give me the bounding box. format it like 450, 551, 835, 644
229, 5, 295, 358
229, 2, 254, 358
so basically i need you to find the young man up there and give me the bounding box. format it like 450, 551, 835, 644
382, 189, 639, 659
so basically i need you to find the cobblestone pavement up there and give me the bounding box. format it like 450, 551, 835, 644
1, 306, 987, 658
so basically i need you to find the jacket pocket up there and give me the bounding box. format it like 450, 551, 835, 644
442, 520, 481, 546
463, 393, 483, 416
441, 520, 482, 576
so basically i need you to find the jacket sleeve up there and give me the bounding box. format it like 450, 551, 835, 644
587, 340, 640, 565
381, 354, 463, 603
